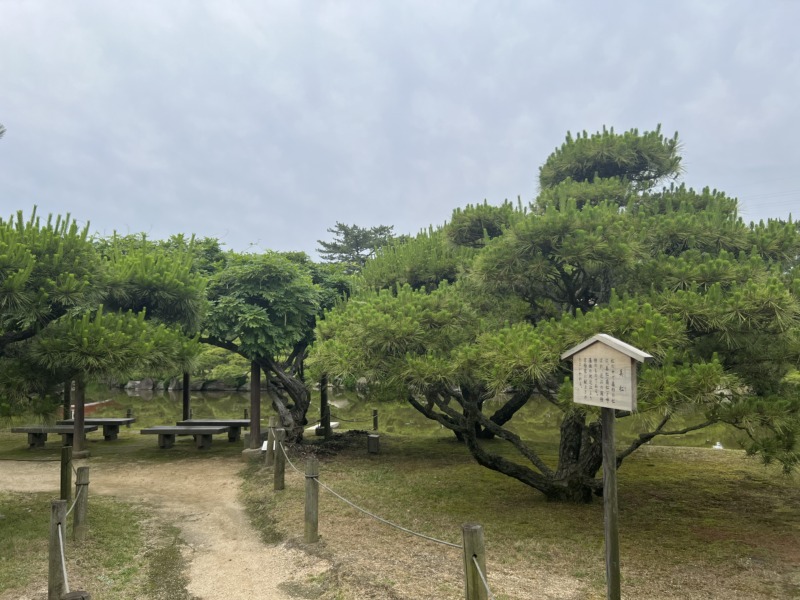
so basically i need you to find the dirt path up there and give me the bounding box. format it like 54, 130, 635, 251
0, 456, 331, 599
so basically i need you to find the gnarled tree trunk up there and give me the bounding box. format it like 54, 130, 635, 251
407, 387, 606, 502
262, 356, 311, 442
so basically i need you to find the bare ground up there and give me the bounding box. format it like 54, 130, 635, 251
0, 456, 332, 600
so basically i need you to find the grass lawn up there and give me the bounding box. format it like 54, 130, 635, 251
0, 490, 191, 600
1, 404, 798, 600
242, 432, 800, 600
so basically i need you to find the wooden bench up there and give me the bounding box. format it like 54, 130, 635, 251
140, 426, 230, 449
10, 425, 99, 448
175, 419, 250, 442
57, 417, 136, 441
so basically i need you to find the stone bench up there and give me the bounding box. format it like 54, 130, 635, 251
140, 426, 230, 449
57, 417, 136, 440
175, 419, 250, 442
10, 425, 99, 448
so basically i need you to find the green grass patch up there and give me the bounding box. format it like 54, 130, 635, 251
240, 462, 284, 544
0, 491, 192, 599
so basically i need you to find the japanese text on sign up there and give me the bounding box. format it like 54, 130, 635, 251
573, 345, 636, 411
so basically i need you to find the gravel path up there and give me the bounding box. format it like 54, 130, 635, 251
0, 456, 331, 599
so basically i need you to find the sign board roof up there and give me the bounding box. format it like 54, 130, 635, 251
561, 333, 652, 363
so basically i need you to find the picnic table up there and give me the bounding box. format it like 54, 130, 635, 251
175, 419, 251, 442
11, 425, 99, 448
140, 425, 230, 449
57, 417, 136, 440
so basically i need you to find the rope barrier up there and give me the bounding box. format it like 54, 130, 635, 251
57, 522, 71, 594
65, 484, 83, 518
329, 415, 372, 423
279, 443, 302, 475
278, 442, 462, 549
472, 555, 495, 599
315, 478, 463, 549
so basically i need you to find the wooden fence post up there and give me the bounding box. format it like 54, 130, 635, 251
265, 416, 277, 467
73, 466, 90, 542
273, 429, 286, 491
367, 434, 380, 454
60, 446, 72, 503
305, 457, 320, 543
462, 523, 488, 600
49, 500, 67, 600
602, 407, 621, 600
372, 409, 378, 431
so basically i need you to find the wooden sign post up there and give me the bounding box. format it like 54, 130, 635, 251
561, 334, 651, 600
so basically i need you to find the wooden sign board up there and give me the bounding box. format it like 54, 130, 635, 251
561, 334, 652, 412
572, 346, 637, 411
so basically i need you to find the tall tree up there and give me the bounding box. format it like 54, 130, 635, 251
310, 127, 800, 502
201, 251, 347, 441
317, 222, 395, 273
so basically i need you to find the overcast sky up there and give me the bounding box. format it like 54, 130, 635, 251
2, 1, 799, 256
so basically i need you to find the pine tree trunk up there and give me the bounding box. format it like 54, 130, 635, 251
62, 381, 72, 420
249, 362, 261, 448
549, 411, 603, 502
73, 377, 86, 453
263, 357, 310, 442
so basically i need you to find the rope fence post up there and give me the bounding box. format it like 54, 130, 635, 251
265, 416, 277, 467
462, 523, 488, 600
367, 434, 380, 454
273, 430, 286, 491
372, 409, 378, 431
49, 500, 67, 600
73, 466, 90, 541
305, 457, 319, 543
60, 446, 72, 503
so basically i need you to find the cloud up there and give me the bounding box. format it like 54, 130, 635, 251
1, 0, 799, 252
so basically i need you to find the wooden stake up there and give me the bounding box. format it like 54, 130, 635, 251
60, 446, 72, 503
273, 429, 286, 491
73, 466, 90, 542
265, 416, 277, 467
304, 457, 319, 543
48, 500, 67, 600
462, 523, 487, 600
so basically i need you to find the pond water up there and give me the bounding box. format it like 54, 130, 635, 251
77, 387, 741, 449
79, 387, 452, 438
